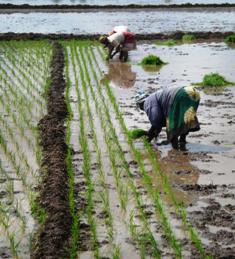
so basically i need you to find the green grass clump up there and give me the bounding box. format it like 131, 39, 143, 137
225, 34, 235, 44
140, 55, 165, 66
182, 34, 196, 43
202, 73, 233, 87
155, 39, 178, 46
128, 128, 147, 139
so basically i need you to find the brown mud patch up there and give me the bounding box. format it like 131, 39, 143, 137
31, 42, 72, 259
0, 32, 234, 41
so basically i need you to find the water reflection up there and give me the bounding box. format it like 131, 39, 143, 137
101, 61, 136, 88
150, 149, 199, 206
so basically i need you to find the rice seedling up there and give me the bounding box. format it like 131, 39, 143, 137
66, 42, 100, 258
201, 73, 234, 87
182, 34, 196, 43
0, 40, 53, 257
128, 128, 147, 139
140, 54, 166, 66
97, 44, 208, 258
81, 43, 163, 257
155, 39, 179, 46
193, 73, 235, 94
224, 34, 235, 44
94, 46, 200, 257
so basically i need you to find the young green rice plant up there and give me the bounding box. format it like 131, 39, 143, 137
82, 44, 162, 257
224, 34, 235, 45
0, 55, 44, 110
201, 73, 234, 87
70, 42, 125, 256
66, 43, 100, 258
76, 42, 129, 213
97, 45, 209, 258
93, 46, 183, 258
155, 39, 179, 46
0, 204, 20, 259
140, 55, 166, 66
64, 46, 79, 258
182, 34, 196, 43
144, 140, 206, 258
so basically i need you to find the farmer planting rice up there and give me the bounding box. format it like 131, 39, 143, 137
136, 86, 200, 149
99, 25, 136, 62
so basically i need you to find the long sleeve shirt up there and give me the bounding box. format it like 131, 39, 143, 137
143, 86, 182, 132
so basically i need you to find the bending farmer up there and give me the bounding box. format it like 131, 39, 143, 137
99, 26, 136, 62
137, 86, 200, 149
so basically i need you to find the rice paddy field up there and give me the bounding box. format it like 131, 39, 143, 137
0, 1, 235, 258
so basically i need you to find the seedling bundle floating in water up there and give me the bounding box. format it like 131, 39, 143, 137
196, 73, 235, 88
140, 54, 166, 66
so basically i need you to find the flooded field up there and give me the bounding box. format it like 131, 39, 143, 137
0, 10, 235, 34
0, 38, 235, 257
0, 40, 52, 258
1, 0, 235, 5
65, 40, 235, 257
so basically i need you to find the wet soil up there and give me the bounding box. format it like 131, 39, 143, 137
31, 42, 72, 259
0, 32, 234, 41
106, 41, 235, 257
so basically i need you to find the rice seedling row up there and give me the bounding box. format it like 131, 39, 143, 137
81, 44, 163, 257
87, 45, 184, 257
96, 45, 208, 257
0, 53, 46, 107
0, 41, 52, 87
62, 40, 182, 256
66, 43, 103, 258
95, 47, 207, 257
0, 40, 52, 258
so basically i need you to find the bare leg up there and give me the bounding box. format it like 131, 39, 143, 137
107, 45, 114, 60
123, 51, 128, 62
147, 126, 161, 142
119, 50, 124, 61
179, 132, 188, 143
171, 136, 178, 149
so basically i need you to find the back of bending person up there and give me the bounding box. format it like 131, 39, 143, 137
99, 27, 136, 62
138, 86, 200, 149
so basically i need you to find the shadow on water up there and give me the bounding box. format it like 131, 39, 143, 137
101, 60, 136, 88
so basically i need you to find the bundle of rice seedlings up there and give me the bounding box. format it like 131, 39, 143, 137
128, 128, 147, 139
202, 73, 232, 87
140, 55, 165, 66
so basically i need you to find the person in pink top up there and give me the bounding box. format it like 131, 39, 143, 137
99, 26, 136, 62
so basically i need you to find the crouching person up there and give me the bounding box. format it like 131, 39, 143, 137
99, 27, 136, 62
137, 86, 200, 149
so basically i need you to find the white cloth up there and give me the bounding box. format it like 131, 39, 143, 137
107, 32, 125, 47
113, 25, 130, 33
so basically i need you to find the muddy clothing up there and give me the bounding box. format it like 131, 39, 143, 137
143, 86, 200, 142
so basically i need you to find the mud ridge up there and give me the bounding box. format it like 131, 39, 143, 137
0, 31, 234, 41
0, 3, 235, 10
31, 42, 72, 259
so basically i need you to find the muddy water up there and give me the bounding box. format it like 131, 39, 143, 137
1, 0, 235, 5
0, 10, 235, 33
111, 42, 235, 183
103, 42, 235, 254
